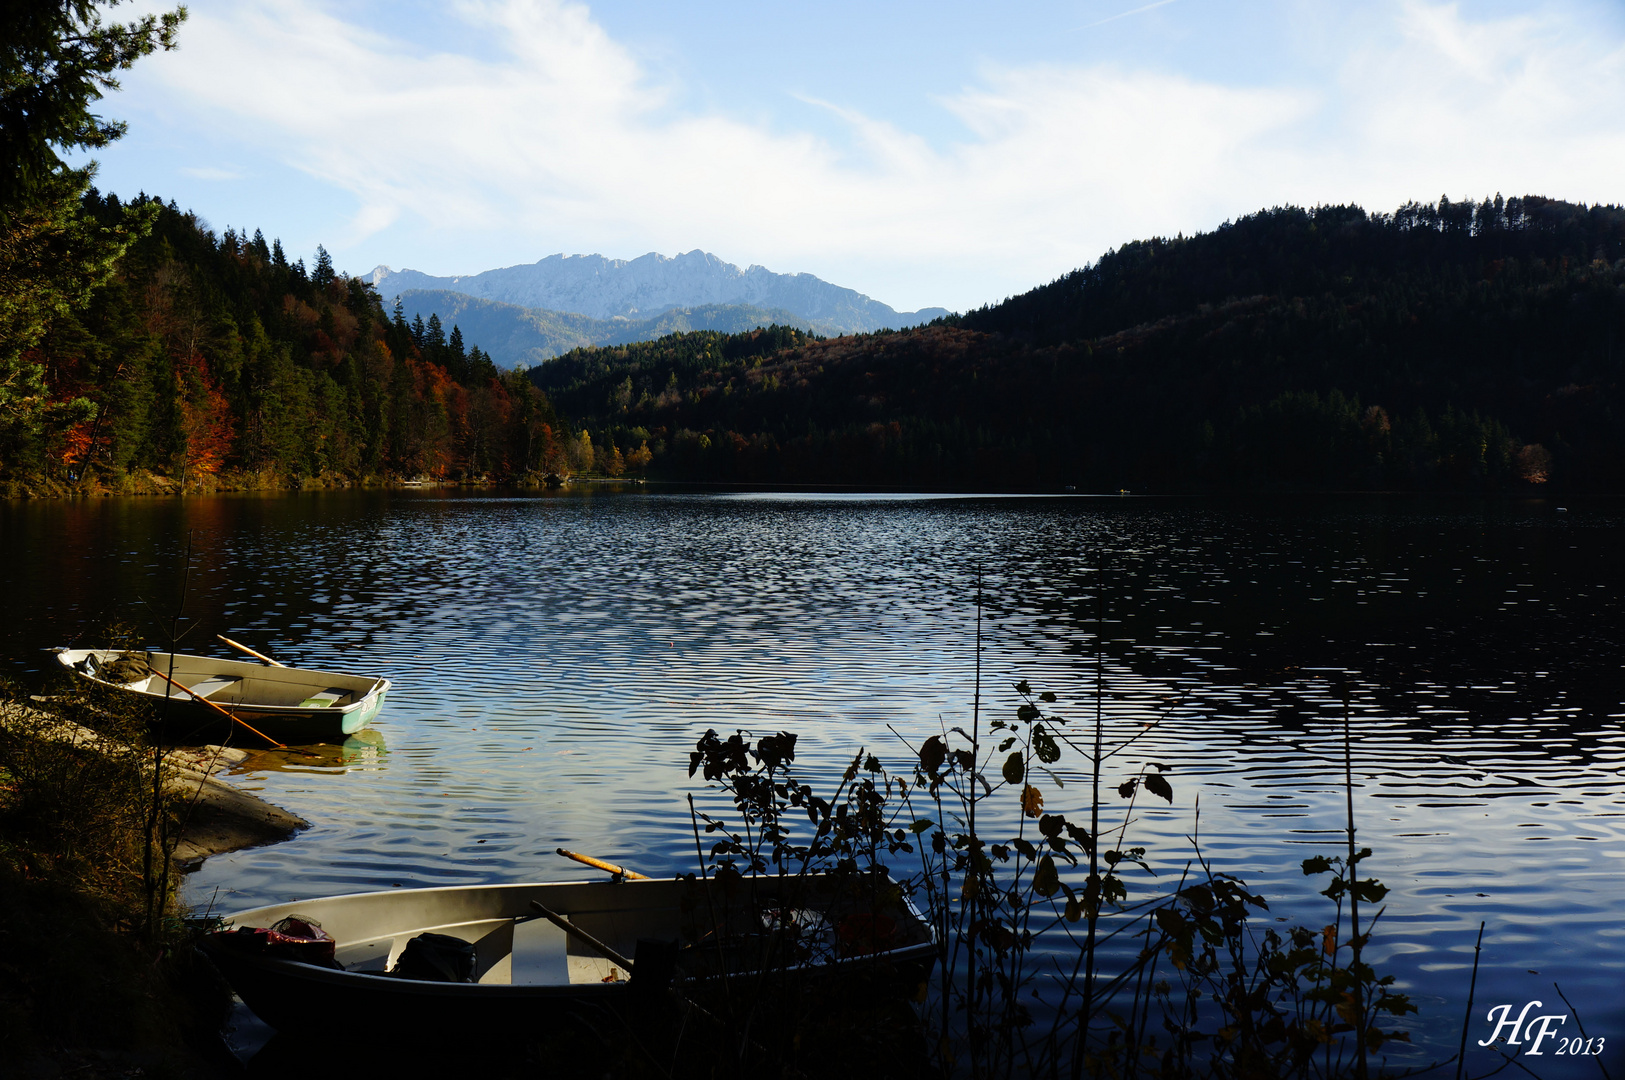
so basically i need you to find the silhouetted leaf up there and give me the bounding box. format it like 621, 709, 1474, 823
1033, 726, 1060, 764
1033, 855, 1059, 897
1352, 878, 1388, 903
920, 735, 946, 775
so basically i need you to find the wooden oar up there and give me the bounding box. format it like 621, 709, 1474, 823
556, 848, 651, 880
140, 662, 300, 752
529, 901, 635, 972
218, 635, 286, 667
529, 900, 768, 1056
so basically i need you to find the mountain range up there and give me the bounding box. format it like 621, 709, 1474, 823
366, 251, 947, 367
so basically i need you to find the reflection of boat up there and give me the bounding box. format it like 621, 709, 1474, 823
234, 728, 389, 773
201, 875, 934, 1039
56, 649, 390, 745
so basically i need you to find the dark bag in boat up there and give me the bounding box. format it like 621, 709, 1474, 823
390, 932, 477, 983
211, 915, 340, 968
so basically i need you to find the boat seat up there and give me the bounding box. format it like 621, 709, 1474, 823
297, 687, 352, 709
188, 675, 242, 700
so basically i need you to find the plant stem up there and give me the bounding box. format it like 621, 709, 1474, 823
1073, 548, 1105, 1080
969, 568, 983, 1076
1344, 680, 1367, 1080
1456, 921, 1486, 1080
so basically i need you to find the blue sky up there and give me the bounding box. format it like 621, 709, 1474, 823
81, 0, 1625, 313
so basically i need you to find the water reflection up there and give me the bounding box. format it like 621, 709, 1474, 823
3, 490, 1623, 1071
231, 728, 388, 775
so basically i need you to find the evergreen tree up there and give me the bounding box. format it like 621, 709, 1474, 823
0, 1, 185, 210
423, 313, 446, 369
1, 0, 184, 461
312, 244, 334, 288
467, 345, 498, 384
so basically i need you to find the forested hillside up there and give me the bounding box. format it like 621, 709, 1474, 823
2, 190, 573, 494
530, 196, 1625, 491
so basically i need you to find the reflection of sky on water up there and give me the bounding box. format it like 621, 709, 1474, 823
4, 490, 1623, 1072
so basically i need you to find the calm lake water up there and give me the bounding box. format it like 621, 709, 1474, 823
4, 488, 1623, 1073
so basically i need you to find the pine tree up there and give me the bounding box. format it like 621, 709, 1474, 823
312, 244, 334, 287
425, 313, 446, 365
447, 324, 466, 381
1, 1, 186, 210
1, 0, 185, 460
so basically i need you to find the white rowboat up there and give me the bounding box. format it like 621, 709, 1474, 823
56, 648, 390, 744
202, 875, 935, 1040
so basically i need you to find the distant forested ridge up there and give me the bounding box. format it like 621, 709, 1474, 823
392, 288, 854, 367
530, 196, 1625, 491
1, 190, 572, 494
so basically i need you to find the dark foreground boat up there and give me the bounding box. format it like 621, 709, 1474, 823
201, 875, 936, 1040
56, 648, 390, 744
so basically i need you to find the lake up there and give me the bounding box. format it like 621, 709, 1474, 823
4, 488, 1622, 1073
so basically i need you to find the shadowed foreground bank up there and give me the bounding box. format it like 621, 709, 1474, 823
0, 687, 307, 1077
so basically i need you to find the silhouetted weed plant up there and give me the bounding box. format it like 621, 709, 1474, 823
686, 674, 1418, 1080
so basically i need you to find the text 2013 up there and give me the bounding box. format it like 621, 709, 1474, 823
1479, 1002, 1603, 1056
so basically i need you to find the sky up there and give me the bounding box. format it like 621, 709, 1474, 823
77, 0, 1625, 314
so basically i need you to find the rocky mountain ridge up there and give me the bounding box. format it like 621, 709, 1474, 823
367, 250, 947, 335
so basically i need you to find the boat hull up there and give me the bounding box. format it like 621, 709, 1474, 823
56, 649, 390, 745
202, 877, 936, 1041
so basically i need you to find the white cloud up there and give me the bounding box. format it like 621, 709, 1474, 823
1326, 1, 1625, 208
133, 0, 1625, 311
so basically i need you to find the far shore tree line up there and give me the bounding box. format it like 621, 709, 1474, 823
6, 188, 1624, 495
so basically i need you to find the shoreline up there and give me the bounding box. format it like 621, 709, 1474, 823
0, 469, 657, 500
163, 744, 309, 870
2, 702, 308, 869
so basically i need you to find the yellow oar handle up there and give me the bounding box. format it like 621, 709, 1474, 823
218, 635, 286, 667
555, 848, 650, 880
